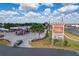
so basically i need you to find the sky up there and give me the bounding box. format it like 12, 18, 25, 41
0, 3, 79, 24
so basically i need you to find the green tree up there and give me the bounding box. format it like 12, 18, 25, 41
31, 23, 45, 39
4, 23, 11, 29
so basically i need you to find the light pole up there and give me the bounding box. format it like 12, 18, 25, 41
48, 14, 52, 33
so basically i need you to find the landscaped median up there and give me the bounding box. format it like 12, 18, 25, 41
0, 39, 10, 46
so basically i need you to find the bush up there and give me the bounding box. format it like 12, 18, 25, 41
55, 41, 65, 46
64, 40, 68, 46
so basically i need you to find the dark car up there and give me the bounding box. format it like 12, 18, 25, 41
14, 40, 23, 47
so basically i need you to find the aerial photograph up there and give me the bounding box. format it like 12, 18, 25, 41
0, 3, 79, 56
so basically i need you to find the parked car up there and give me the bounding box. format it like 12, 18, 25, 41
16, 30, 26, 35
0, 34, 4, 38
14, 40, 23, 47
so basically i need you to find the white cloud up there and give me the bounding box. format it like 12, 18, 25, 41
53, 10, 60, 15
0, 10, 79, 24
43, 8, 51, 15
0, 10, 18, 16
12, 7, 16, 11
41, 3, 54, 7
0, 10, 19, 23
19, 3, 40, 11
25, 11, 41, 17
0, 9, 49, 23
64, 13, 79, 24
53, 12, 79, 24
72, 12, 79, 17
1, 4, 79, 24
0, 10, 46, 23
57, 5, 79, 13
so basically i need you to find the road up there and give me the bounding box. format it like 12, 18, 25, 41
65, 27, 79, 36
0, 46, 78, 56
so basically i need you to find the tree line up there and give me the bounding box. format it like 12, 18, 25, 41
0, 23, 48, 29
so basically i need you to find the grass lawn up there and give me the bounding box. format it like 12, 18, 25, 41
31, 29, 79, 51
31, 39, 72, 50
31, 30, 52, 48
65, 32, 79, 41
31, 30, 72, 51
0, 39, 10, 46
65, 32, 79, 51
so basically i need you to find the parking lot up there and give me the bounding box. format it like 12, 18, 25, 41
0, 31, 46, 47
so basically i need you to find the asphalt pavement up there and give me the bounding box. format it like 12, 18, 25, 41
0, 46, 78, 56
1, 31, 46, 47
